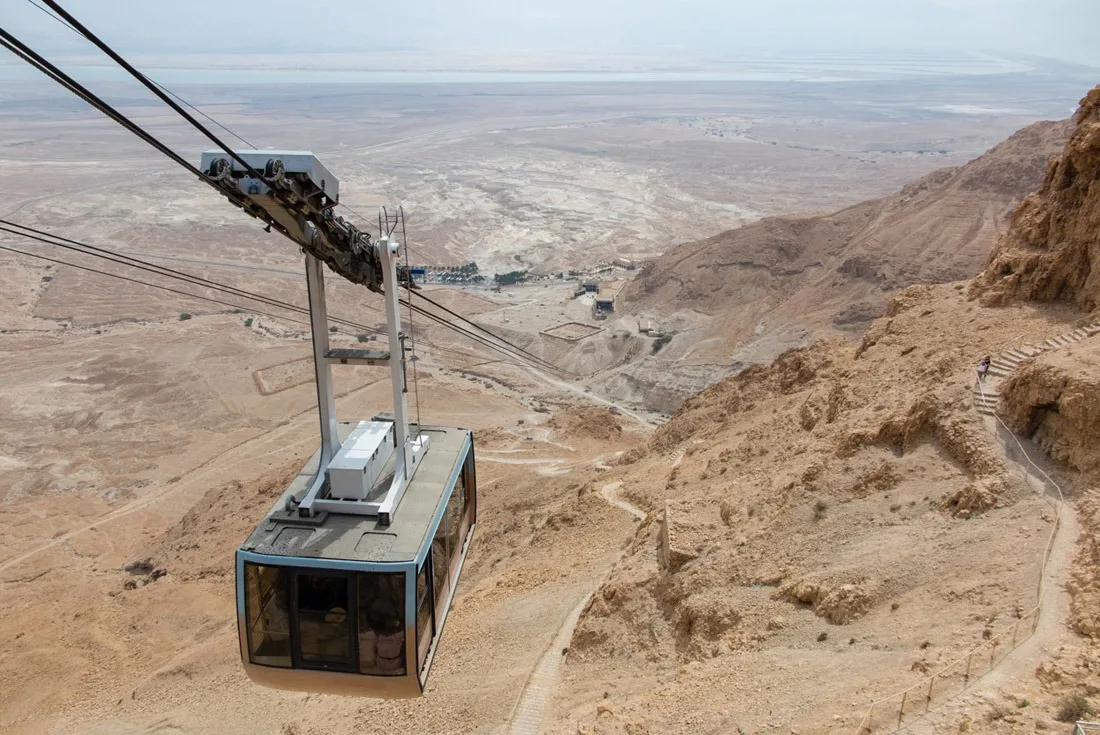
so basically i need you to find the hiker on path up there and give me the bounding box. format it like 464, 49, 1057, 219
976, 355, 991, 383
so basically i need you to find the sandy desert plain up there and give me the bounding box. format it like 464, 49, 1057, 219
0, 55, 1097, 734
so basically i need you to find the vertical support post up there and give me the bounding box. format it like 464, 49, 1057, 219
372, 232, 430, 523
898, 692, 907, 730
378, 236, 410, 480
294, 253, 341, 517
925, 676, 934, 711
306, 254, 340, 460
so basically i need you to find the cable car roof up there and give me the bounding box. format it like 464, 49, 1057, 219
241, 422, 471, 566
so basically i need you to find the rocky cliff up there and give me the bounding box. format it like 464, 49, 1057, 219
999, 342, 1100, 481
974, 86, 1100, 310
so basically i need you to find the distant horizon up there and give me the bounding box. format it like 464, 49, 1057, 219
1, 48, 1096, 88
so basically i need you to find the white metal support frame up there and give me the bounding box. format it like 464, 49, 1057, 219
374, 235, 430, 520
308, 254, 340, 457
294, 252, 342, 507
296, 233, 429, 524
202, 149, 428, 524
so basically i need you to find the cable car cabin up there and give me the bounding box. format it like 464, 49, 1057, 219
236, 421, 476, 698
208, 157, 472, 698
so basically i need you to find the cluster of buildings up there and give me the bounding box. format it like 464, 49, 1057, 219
574, 279, 625, 316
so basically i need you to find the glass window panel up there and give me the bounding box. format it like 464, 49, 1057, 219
357, 572, 407, 676
446, 485, 465, 570
464, 453, 476, 520
416, 563, 432, 672
416, 563, 429, 608
244, 564, 291, 668
432, 520, 448, 606
296, 572, 354, 670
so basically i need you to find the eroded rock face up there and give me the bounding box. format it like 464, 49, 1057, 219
777, 579, 877, 625
1068, 492, 1100, 638
999, 342, 1100, 481
973, 85, 1100, 310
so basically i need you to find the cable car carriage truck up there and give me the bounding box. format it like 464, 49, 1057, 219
201, 150, 478, 698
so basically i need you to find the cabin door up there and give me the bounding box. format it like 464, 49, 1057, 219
293, 570, 357, 672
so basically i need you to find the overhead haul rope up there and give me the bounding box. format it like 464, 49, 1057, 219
0, 220, 377, 334
410, 289, 577, 376
0, 242, 319, 329
2, 16, 576, 378
37, 1, 556, 374
30, 0, 432, 270
39, 0, 272, 186
0, 221, 563, 373
0, 29, 212, 182
21, 0, 259, 150
0, 235, 479, 368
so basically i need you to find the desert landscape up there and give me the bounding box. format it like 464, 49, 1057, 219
1, 42, 1099, 735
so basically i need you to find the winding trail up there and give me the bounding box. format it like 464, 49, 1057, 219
505, 482, 646, 735
598, 481, 647, 521
872, 323, 1096, 732
905, 450, 1078, 734
522, 366, 658, 429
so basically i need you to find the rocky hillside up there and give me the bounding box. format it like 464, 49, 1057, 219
551, 87, 1100, 734
589, 115, 1071, 414
627, 116, 1070, 325
611, 116, 1071, 393
555, 284, 1069, 734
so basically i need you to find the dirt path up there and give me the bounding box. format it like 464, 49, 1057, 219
905, 501, 1076, 733
598, 481, 647, 521
898, 378, 1079, 731
524, 366, 658, 429
505, 482, 645, 734
506, 594, 592, 735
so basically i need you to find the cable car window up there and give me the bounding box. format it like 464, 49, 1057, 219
358, 572, 407, 676
464, 452, 476, 516
431, 520, 448, 607
415, 563, 432, 672
446, 483, 466, 571
296, 572, 354, 670
244, 564, 291, 668
456, 465, 467, 507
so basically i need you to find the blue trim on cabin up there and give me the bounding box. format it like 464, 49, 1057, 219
233, 429, 474, 665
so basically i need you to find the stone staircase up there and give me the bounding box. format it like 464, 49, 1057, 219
974, 319, 1100, 417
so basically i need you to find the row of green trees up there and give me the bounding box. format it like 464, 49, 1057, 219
427, 262, 479, 274
493, 270, 528, 286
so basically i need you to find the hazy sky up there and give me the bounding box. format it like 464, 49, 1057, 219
5, 0, 1099, 66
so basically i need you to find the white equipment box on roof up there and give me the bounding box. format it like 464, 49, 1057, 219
327, 421, 396, 500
